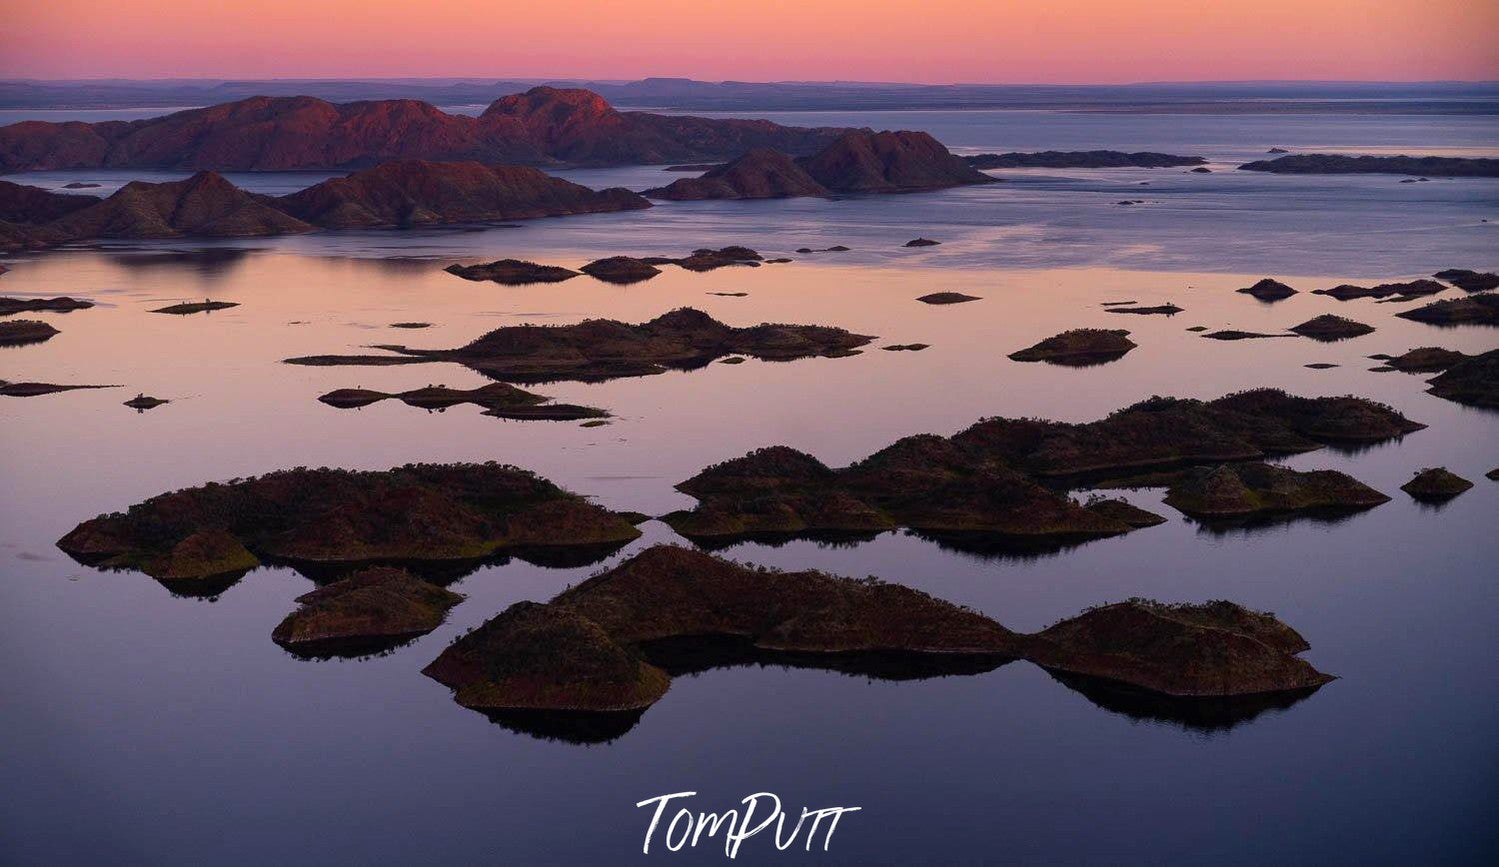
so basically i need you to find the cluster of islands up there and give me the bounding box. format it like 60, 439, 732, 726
4, 84, 1497, 742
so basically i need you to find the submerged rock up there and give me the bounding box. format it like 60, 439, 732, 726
1432, 269, 1499, 293
1236, 278, 1297, 301
1289, 314, 1375, 341
1424, 348, 1499, 408
882, 343, 930, 352
1400, 468, 1474, 500
0, 296, 93, 316
272, 567, 463, 654
375, 307, 873, 383
1162, 463, 1389, 519
579, 256, 662, 284
0, 319, 59, 345
389, 321, 432, 329
445, 259, 579, 284
917, 292, 981, 305
1008, 328, 1137, 366
150, 300, 239, 315
56, 463, 643, 580
424, 546, 1331, 724
795, 245, 850, 253
1106, 303, 1183, 316
1396, 293, 1499, 325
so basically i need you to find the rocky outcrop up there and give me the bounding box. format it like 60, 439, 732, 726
0, 87, 854, 173
1162, 463, 1389, 519
362, 307, 872, 383
445, 259, 580, 284
1424, 348, 1499, 408
796, 131, 996, 193
272, 567, 463, 655
423, 546, 1332, 724
56, 463, 644, 580
1008, 328, 1137, 366
1239, 154, 1499, 177
1201, 330, 1295, 341
318, 382, 607, 420
277, 160, 649, 228
1432, 269, 1499, 293
0, 296, 93, 316
1400, 468, 1473, 500
1395, 294, 1499, 325
0, 319, 58, 345
644, 148, 829, 200
963, 151, 1206, 169
1236, 278, 1297, 301
1289, 314, 1375, 341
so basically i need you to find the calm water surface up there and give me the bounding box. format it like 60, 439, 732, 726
2, 111, 1498, 865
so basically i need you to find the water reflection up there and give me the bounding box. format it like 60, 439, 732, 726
1046, 671, 1326, 732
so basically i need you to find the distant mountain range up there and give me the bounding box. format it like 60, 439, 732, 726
3, 77, 1497, 114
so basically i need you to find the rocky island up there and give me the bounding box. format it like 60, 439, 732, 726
423, 546, 1332, 727
0, 319, 59, 345
917, 292, 981, 305
579, 256, 662, 284
1236, 278, 1297, 301
306, 308, 873, 383
645, 130, 994, 200
1432, 269, 1499, 293
1423, 349, 1499, 407
0, 296, 93, 316
1161, 462, 1390, 520
318, 382, 607, 420
1314, 280, 1446, 301
1400, 468, 1474, 501
962, 151, 1206, 169
56, 462, 644, 582
1395, 294, 1499, 325
445, 260, 580, 284
1008, 328, 1137, 366
1238, 154, 1499, 177
272, 566, 464, 657
1289, 314, 1375, 340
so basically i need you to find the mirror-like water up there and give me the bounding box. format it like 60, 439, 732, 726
2, 109, 1497, 865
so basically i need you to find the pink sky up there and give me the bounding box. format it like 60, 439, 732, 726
3, 0, 1496, 82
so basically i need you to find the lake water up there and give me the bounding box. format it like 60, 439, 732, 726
2, 109, 1497, 865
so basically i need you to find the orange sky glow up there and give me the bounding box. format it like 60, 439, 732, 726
3, 0, 1496, 82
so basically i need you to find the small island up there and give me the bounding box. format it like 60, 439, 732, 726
272, 567, 464, 657
0, 319, 59, 345
1008, 328, 1137, 366
1400, 468, 1474, 501
1239, 154, 1499, 177
1289, 314, 1375, 341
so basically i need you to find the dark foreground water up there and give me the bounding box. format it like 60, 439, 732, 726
2, 110, 1498, 865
